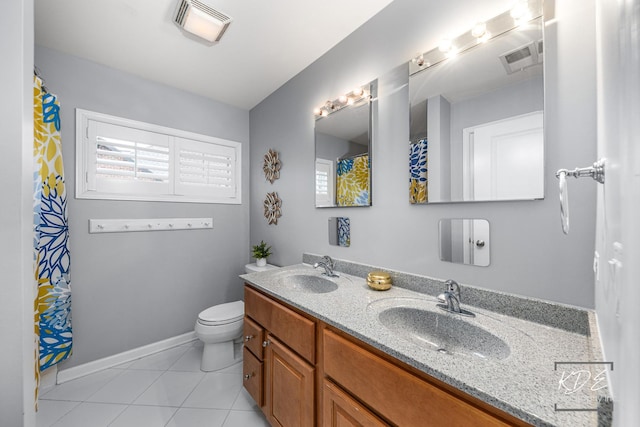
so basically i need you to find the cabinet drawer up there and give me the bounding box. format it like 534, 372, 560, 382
323, 379, 388, 427
243, 347, 263, 407
243, 317, 264, 360
245, 285, 316, 363
323, 329, 517, 427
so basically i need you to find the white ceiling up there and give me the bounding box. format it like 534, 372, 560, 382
35, 0, 395, 110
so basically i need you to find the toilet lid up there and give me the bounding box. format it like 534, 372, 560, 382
198, 301, 244, 326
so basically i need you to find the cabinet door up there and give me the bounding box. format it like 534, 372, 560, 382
265, 334, 315, 427
323, 380, 388, 427
243, 347, 263, 407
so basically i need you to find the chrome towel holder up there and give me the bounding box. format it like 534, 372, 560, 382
555, 158, 605, 184
555, 158, 605, 235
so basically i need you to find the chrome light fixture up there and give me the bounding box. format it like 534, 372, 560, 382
409, 0, 542, 75
174, 0, 232, 43
313, 87, 370, 117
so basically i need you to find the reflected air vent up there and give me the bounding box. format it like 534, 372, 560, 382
499, 41, 542, 74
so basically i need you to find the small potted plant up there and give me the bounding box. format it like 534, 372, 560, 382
252, 240, 272, 267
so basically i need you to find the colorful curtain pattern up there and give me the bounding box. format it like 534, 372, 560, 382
336, 154, 370, 206
33, 76, 72, 378
337, 217, 350, 247
409, 139, 428, 204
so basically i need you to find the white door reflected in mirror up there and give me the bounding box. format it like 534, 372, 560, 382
440, 219, 490, 267
463, 111, 544, 201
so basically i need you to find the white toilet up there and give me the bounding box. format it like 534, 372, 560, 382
195, 262, 278, 371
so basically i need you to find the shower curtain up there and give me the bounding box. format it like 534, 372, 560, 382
409, 138, 428, 204
33, 75, 72, 399
336, 153, 370, 206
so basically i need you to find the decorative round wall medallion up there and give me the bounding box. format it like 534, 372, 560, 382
263, 192, 282, 225
263, 149, 281, 184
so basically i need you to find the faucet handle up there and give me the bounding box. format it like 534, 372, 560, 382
322, 255, 335, 269
445, 279, 460, 298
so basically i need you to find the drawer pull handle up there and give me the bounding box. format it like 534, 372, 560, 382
245, 335, 253, 342
244, 373, 254, 380
262, 340, 270, 347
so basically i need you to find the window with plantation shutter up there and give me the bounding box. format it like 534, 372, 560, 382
175, 137, 236, 199
315, 158, 334, 207
76, 109, 241, 204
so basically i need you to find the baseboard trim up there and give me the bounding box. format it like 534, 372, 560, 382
39, 365, 58, 394
56, 331, 197, 384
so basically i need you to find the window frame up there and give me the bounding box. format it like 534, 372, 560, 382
75, 109, 242, 204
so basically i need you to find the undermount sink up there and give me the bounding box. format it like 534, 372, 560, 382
371, 299, 510, 360
285, 274, 339, 294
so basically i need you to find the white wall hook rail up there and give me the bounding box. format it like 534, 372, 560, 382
89, 217, 213, 234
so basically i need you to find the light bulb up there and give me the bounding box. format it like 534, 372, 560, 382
438, 39, 452, 53
511, 1, 530, 19
352, 87, 364, 97
338, 95, 348, 104
313, 108, 322, 116
471, 22, 486, 39
413, 54, 425, 66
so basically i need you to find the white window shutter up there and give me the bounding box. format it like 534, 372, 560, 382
76, 109, 242, 204
175, 137, 239, 200
90, 120, 171, 196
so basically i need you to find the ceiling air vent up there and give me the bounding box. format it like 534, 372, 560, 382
499, 41, 542, 74
173, 0, 232, 43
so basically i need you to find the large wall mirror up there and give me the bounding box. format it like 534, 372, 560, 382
409, 10, 544, 204
315, 80, 377, 207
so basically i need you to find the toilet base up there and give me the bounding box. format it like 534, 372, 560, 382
200, 340, 241, 372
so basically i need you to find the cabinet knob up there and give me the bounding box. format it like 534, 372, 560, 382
244, 373, 254, 380
244, 335, 253, 342
262, 340, 270, 347
476, 240, 485, 248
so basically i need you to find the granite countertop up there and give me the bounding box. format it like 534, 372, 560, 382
241, 262, 611, 427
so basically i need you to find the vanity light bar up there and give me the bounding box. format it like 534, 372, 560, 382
313, 86, 370, 118
409, 0, 542, 76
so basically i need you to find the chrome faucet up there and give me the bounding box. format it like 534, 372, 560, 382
437, 280, 475, 317
313, 255, 339, 277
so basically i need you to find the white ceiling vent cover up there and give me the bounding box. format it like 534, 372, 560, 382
174, 0, 232, 43
499, 41, 542, 74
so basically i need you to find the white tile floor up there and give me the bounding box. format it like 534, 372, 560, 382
37, 341, 270, 427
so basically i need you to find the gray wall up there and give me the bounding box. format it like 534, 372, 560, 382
35, 46, 251, 368
249, 0, 597, 308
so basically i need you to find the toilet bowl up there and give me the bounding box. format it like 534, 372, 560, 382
195, 262, 278, 371
195, 301, 244, 371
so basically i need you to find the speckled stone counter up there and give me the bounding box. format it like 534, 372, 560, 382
241, 258, 612, 427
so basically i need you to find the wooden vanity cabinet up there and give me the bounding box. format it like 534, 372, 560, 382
243, 284, 529, 427
244, 285, 316, 427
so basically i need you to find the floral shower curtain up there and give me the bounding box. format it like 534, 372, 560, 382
33, 75, 72, 399
336, 153, 370, 206
409, 139, 428, 204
